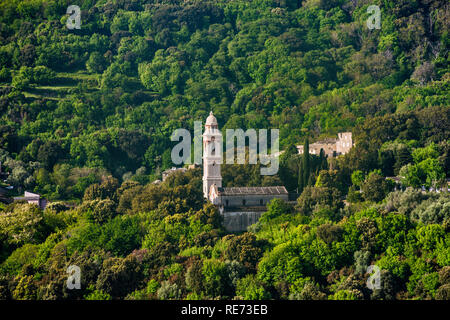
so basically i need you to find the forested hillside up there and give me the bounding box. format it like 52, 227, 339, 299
0, 0, 449, 300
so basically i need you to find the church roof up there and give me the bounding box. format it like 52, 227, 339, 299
218, 186, 288, 195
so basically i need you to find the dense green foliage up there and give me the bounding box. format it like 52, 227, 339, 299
0, 0, 448, 198
0, 0, 448, 300
1, 168, 449, 300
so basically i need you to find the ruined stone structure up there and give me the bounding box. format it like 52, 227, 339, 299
297, 132, 353, 157
336, 132, 353, 155
203, 112, 288, 232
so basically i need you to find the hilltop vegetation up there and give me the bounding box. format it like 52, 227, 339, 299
0, 0, 448, 198
0, 0, 449, 300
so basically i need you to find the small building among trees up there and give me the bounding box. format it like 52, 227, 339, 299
297, 132, 353, 157
13, 191, 48, 210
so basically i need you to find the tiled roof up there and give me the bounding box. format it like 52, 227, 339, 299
218, 186, 288, 195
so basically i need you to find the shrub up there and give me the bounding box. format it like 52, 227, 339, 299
296, 186, 343, 218
411, 195, 450, 225
236, 275, 271, 300
436, 284, 450, 300
259, 198, 291, 224
329, 289, 362, 300
0, 203, 46, 246
156, 281, 181, 300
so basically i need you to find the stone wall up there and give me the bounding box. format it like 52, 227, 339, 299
222, 211, 263, 232
297, 142, 336, 157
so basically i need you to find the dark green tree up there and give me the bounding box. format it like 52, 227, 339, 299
302, 137, 310, 189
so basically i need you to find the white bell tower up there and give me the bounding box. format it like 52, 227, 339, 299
203, 111, 222, 200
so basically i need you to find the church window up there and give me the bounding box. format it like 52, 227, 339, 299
243, 199, 246, 205
260, 199, 263, 205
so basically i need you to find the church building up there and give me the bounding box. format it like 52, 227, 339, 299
203, 112, 289, 232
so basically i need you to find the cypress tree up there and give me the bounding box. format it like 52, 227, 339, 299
302, 137, 310, 188
280, 143, 299, 191
394, 147, 412, 175
298, 159, 304, 194
319, 148, 328, 171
